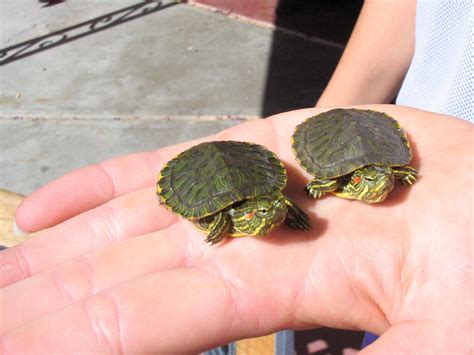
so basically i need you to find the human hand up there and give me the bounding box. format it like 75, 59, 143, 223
2, 105, 472, 353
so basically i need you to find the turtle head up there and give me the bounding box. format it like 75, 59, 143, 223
230, 194, 288, 237
344, 165, 395, 203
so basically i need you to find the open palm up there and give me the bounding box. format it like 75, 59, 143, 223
2, 105, 472, 354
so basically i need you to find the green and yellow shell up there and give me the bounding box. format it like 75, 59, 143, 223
292, 109, 413, 179
157, 141, 286, 219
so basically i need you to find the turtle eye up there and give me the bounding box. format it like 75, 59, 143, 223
258, 207, 269, 215
364, 176, 375, 182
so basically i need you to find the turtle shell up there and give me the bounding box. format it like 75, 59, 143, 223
292, 109, 412, 179
157, 141, 287, 219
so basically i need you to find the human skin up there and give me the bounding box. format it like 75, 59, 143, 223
2, 105, 473, 354
316, 0, 416, 107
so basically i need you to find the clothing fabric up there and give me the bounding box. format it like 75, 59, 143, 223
361, 332, 379, 348
396, 0, 473, 122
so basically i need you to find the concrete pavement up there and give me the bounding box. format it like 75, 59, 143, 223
1, 0, 345, 195
0, 116, 244, 193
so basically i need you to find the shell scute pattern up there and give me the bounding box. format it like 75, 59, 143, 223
293, 109, 412, 178
157, 141, 286, 219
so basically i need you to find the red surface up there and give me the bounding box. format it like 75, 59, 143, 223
194, 0, 279, 24
192, 0, 362, 45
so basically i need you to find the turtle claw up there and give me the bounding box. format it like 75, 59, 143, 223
284, 197, 312, 231
288, 211, 312, 231
205, 235, 221, 245
305, 186, 326, 199
393, 166, 418, 186
204, 231, 226, 245
286, 215, 312, 231
305, 178, 339, 200
202, 211, 231, 245
400, 174, 417, 186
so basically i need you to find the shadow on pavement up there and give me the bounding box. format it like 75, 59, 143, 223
39, 0, 66, 8
261, 0, 363, 117
0, 0, 180, 66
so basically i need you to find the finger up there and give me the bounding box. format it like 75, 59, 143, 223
1, 222, 197, 333
14, 141, 204, 233
2, 268, 290, 354
1, 187, 177, 287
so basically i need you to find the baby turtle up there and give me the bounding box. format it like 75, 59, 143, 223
157, 141, 311, 244
292, 109, 417, 203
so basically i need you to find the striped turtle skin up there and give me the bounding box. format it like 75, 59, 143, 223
157, 141, 311, 244
292, 109, 417, 203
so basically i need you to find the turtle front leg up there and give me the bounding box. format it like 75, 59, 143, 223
305, 178, 340, 199
197, 211, 231, 245
283, 197, 312, 231
393, 165, 418, 186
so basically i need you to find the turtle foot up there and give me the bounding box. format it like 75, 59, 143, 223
305, 178, 339, 199
200, 212, 231, 245
284, 197, 312, 231
394, 166, 418, 186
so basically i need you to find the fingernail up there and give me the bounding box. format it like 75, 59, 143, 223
13, 220, 27, 237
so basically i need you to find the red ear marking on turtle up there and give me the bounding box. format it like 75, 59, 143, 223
245, 212, 254, 220
353, 176, 362, 184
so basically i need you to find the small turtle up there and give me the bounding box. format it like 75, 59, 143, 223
157, 141, 311, 244
292, 109, 417, 203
